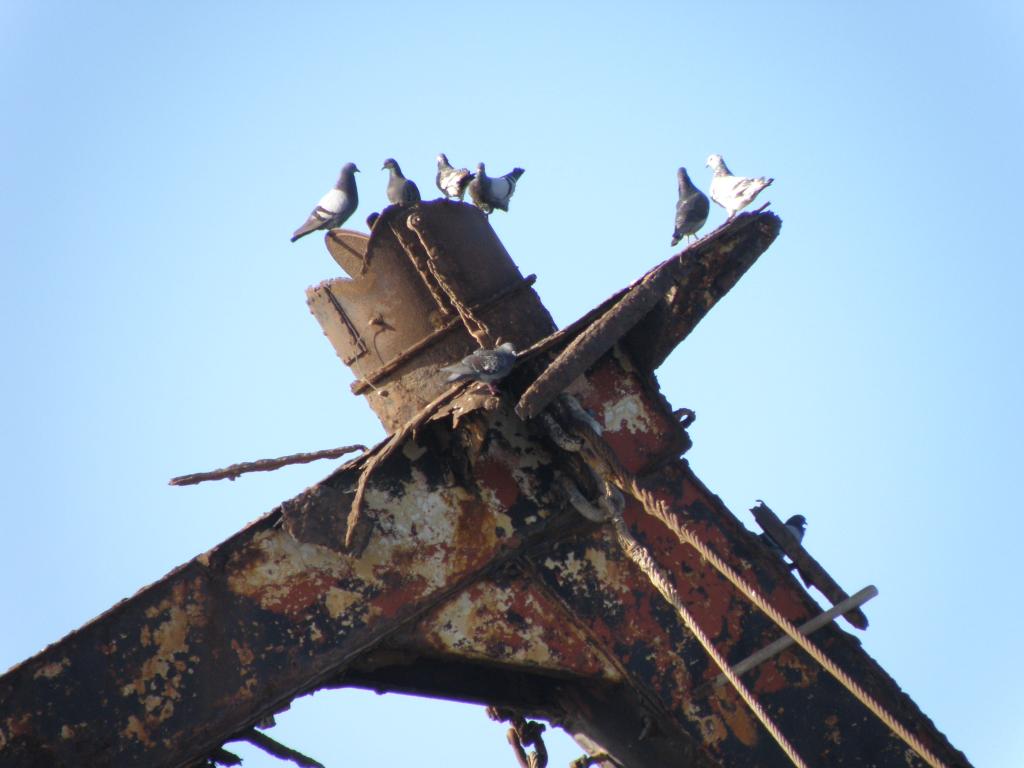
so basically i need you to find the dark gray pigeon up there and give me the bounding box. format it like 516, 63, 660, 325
706, 154, 773, 217
759, 514, 807, 556
436, 153, 473, 200
382, 158, 421, 205
468, 163, 525, 214
440, 342, 517, 394
671, 167, 710, 246
366, 211, 380, 230
290, 162, 360, 242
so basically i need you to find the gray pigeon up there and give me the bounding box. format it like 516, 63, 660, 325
366, 211, 380, 230
468, 163, 525, 214
759, 514, 807, 556
440, 342, 517, 393
671, 167, 710, 246
382, 158, 421, 205
706, 154, 773, 217
435, 153, 473, 200
290, 162, 360, 242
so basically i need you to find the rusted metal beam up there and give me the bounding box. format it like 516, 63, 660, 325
515, 263, 682, 421
0, 435, 581, 767
623, 208, 782, 371
307, 201, 556, 432
752, 500, 869, 629
516, 210, 781, 421
0, 203, 971, 768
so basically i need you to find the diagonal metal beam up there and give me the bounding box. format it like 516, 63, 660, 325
0, 203, 971, 768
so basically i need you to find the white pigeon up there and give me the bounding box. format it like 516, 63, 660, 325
706, 154, 773, 218
440, 342, 517, 394
291, 163, 360, 242
435, 153, 473, 200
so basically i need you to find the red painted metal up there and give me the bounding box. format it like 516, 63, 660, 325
0, 201, 971, 768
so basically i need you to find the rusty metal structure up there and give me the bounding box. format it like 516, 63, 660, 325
0, 201, 971, 767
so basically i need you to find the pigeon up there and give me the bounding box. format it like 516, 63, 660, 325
671, 167, 710, 246
382, 158, 421, 205
435, 153, 473, 200
366, 211, 380, 230
467, 163, 525, 214
706, 154, 773, 217
440, 342, 517, 394
290, 162, 360, 242
759, 514, 807, 556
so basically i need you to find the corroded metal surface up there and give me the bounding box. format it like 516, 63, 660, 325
0, 409, 574, 767
0, 206, 971, 768
308, 201, 556, 432
517, 211, 780, 421
623, 212, 782, 371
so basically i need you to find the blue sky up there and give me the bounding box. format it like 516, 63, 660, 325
2, 3, 1022, 766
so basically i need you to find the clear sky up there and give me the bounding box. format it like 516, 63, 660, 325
2, 3, 1022, 766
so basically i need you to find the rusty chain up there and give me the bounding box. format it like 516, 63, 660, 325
487, 706, 549, 768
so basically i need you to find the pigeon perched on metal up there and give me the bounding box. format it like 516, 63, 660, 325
671, 167, 710, 246
366, 211, 380, 230
468, 163, 525, 214
435, 153, 473, 200
706, 154, 773, 218
290, 162, 360, 242
440, 342, 517, 394
382, 158, 421, 205
759, 514, 807, 556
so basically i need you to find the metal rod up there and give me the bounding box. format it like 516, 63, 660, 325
707, 586, 879, 690
169, 444, 367, 486
238, 729, 325, 768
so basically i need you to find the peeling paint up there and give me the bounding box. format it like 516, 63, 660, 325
0, 209, 967, 768
121, 715, 154, 748
602, 393, 655, 435
32, 658, 68, 680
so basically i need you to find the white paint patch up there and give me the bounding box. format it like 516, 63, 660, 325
602, 394, 655, 434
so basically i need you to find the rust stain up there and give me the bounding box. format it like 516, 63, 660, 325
687, 704, 729, 749
121, 715, 155, 748
415, 578, 621, 680
0, 714, 32, 750
231, 639, 254, 668
32, 658, 69, 680
474, 456, 522, 511
226, 529, 349, 616
713, 692, 759, 747
568, 357, 678, 473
